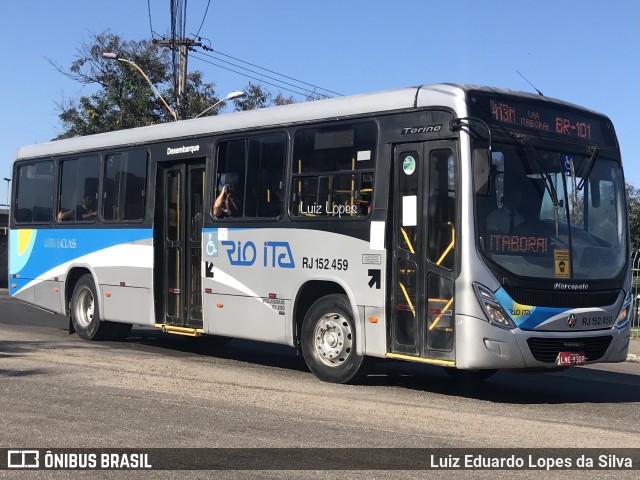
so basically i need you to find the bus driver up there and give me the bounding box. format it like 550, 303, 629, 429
486, 189, 523, 234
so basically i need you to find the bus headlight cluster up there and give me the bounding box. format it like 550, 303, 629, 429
614, 290, 632, 329
473, 283, 516, 330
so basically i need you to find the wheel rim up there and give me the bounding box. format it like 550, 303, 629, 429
74, 286, 94, 329
313, 312, 353, 367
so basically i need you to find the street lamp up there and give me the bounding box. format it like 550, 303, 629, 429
102, 52, 178, 121
194, 91, 246, 118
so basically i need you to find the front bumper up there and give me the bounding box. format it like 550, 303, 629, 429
455, 314, 630, 370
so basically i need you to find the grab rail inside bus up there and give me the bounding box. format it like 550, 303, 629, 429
436, 222, 455, 267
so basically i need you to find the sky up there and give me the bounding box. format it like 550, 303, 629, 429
0, 0, 638, 207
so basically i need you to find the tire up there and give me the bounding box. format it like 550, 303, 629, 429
70, 274, 111, 340
443, 367, 497, 381
300, 294, 369, 384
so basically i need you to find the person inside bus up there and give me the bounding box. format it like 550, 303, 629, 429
357, 193, 372, 216
486, 189, 523, 234
213, 183, 238, 218
57, 193, 98, 221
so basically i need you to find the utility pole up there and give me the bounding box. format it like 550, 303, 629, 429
153, 38, 202, 120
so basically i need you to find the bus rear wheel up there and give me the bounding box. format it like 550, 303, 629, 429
70, 274, 111, 340
301, 294, 369, 384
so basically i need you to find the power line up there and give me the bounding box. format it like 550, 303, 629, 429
206, 48, 342, 97
190, 52, 325, 99
195, 50, 332, 99
154, 0, 340, 109
195, 0, 212, 37
147, 0, 159, 38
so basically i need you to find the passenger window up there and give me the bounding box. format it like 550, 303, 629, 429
213, 134, 286, 219
57, 156, 100, 223
103, 150, 148, 221
14, 161, 54, 224
292, 122, 376, 218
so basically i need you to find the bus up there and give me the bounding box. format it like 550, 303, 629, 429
8, 84, 631, 383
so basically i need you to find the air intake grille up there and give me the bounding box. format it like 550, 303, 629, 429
504, 287, 619, 308
526, 336, 613, 363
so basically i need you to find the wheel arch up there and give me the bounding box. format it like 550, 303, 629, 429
64, 266, 98, 334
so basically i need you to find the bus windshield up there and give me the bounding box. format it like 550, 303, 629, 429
475, 142, 627, 280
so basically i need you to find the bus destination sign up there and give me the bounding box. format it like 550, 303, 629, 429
489, 99, 606, 144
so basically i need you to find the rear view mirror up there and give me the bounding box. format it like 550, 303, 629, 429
473, 149, 491, 196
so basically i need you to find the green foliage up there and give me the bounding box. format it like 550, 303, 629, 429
627, 183, 640, 252
55, 31, 328, 138
54, 31, 220, 137
232, 82, 272, 111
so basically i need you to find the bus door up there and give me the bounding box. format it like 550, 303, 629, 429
390, 142, 457, 363
155, 160, 206, 330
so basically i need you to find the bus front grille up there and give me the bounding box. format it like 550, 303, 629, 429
504, 287, 619, 308
526, 336, 613, 363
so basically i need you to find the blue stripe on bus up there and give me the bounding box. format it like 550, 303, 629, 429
494, 287, 566, 329
9, 228, 153, 280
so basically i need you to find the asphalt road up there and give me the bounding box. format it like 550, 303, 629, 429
1, 290, 639, 479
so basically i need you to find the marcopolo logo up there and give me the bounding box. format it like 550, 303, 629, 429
167, 144, 201, 156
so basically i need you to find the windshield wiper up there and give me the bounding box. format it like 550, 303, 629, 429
515, 134, 561, 235
576, 145, 599, 191
516, 135, 560, 206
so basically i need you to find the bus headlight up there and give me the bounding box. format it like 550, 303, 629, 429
614, 291, 632, 329
473, 283, 516, 330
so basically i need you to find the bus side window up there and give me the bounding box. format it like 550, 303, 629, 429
104, 150, 148, 222
58, 155, 99, 223
214, 134, 286, 219
14, 162, 54, 224
291, 122, 376, 218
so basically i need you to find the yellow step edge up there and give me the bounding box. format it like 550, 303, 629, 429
154, 324, 205, 337
386, 352, 455, 367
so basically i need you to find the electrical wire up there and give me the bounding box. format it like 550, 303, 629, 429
147, 0, 155, 38
195, 0, 212, 37
195, 51, 331, 99
207, 49, 342, 97
191, 53, 327, 99
158, 0, 340, 101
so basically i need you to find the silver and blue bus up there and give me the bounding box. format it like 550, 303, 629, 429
8, 84, 631, 382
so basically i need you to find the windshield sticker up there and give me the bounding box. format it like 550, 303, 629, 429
563, 155, 573, 176
402, 155, 416, 175
554, 249, 570, 278
357, 150, 371, 161
402, 195, 417, 227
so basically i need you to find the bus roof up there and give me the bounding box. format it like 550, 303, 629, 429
14, 83, 606, 161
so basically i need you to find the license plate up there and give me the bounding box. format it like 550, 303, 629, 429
557, 351, 586, 366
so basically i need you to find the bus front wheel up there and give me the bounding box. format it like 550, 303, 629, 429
300, 294, 369, 384
70, 274, 111, 341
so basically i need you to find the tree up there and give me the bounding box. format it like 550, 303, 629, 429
273, 92, 297, 106
55, 32, 327, 138
627, 183, 640, 252
54, 31, 220, 138
232, 82, 272, 111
